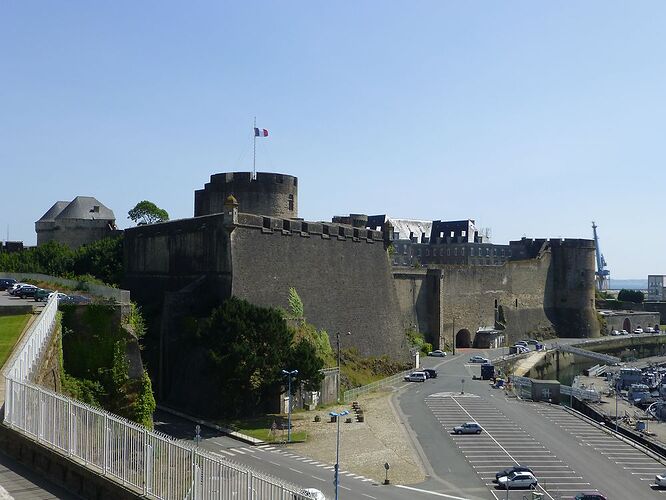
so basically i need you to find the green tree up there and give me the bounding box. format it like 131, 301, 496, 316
198, 297, 325, 416
72, 235, 124, 285
128, 200, 169, 225
618, 289, 644, 304
288, 287, 304, 322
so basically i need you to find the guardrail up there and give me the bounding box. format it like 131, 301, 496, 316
3, 295, 311, 500
343, 368, 414, 402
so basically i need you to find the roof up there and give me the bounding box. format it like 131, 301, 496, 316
388, 217, 432, 241
36, 196, 115, 223
37, 201, 69, 222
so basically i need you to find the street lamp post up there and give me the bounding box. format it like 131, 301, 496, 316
281, 369, 299, 442
329, 409, 350, 500
336, 332, 351, 403
615, 378, 620, 432
452, 317, 456, 356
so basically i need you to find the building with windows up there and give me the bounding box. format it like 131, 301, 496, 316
648, 275, 666, 301
361, 215, 510, 267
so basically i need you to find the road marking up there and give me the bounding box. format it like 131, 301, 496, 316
361, 494, 377, 499
288, 467, 302, 474
449, 397, 555, 500
395, 484, 471, 499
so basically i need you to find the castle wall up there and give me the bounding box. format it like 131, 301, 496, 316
194, 172, 298, 219
36, 219, 119, 249
123, 214, 232, 304
392, 268, 435, 338
230, 214, 407, 360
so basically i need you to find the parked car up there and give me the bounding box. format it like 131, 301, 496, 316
8, 283, 30, 295
33, 288, 53, 301
0, 278, 17, 291
60, 295, 92, 305
428, 349, 447, 357
16, 285, 38, 298
646, 327, 655, 333
620, 329, 629, 335
634, 327, 644, 334
656, 471, 666, 487
513, 344, 530, 353
497, 471, 537, 489
423, 368, 438, 379
453, 422, 482, 434
294, 488, 326, 500
574, 494, 607, 500
610, 330, 620, 336
515, 341, 529, 348
495, 465, 533, 481
49, 292, 69, 301
469, 355, 490, 364
404, 372, 427, 382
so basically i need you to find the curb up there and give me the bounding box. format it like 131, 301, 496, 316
156, 404, 265, 446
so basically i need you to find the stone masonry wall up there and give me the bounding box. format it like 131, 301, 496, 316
230, 219, 407, 360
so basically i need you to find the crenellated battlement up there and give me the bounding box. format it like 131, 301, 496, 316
195, 171, 298, 219
236, 213, 383, 242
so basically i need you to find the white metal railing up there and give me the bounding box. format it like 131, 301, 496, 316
343, 368, 414, 402
3, 295, 311, 500
561, 384, 601, 403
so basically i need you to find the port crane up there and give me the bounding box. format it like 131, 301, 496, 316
592, 221, 610, 290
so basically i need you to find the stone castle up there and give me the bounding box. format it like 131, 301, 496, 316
122, 171, 599, 405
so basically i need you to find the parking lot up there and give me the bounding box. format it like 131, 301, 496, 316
426, 392, 602, 499
533, 403, 666, 495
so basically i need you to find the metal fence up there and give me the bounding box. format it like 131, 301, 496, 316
343, 368, 413, 402
3, 295, 311, 500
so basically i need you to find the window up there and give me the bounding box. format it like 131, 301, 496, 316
461, 247, 465, 256
501, 249, 505, 256
417, 248, 421, 256
462, 230, 466, 237
288, 194, 294, 211
486, 248, 490, 256
425, 248, 430, 256
447, 248, 451, 256
450, 231, 455, 238
471, 248, 475, 256
403, 245, 408, 255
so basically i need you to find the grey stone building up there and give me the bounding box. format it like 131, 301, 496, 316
361, 215, 511, 267
36, 196, 119, 249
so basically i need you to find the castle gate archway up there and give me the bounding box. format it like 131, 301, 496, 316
623, 318, 631, 332
456, 329, 472, 348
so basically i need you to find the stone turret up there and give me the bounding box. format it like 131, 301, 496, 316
194, 172, 298, 219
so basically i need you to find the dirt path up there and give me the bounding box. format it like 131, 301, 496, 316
286, 390, 426, 484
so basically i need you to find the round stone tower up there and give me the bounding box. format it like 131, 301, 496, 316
194, 172, 298, 218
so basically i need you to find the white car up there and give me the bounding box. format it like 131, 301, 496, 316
497, 471, 538, 489
428, 349, 447, 357
469, 355, 490, 364
646, 327, 655, 333
295, 488, 326, 500
620, 329, 629, 335
610, 330, 620, 336
634, 327, 644, 334
404, 372, 427, 382
656, 472, 666, 487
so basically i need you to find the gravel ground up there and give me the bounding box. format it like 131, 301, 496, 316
285, 390, 426, 484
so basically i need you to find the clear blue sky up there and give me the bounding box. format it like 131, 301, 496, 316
2, 2, 664, 278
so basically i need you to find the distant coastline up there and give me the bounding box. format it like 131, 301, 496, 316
609, 279, 647, 290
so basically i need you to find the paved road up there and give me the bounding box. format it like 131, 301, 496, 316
154, 410, 453, 500
398, 348, 666, 499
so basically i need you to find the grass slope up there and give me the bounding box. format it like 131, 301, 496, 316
0, 314, 30, 367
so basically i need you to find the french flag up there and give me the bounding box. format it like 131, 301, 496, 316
254, 127, 269, 137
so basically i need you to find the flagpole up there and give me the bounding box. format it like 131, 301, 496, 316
253, 116, 256, 179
